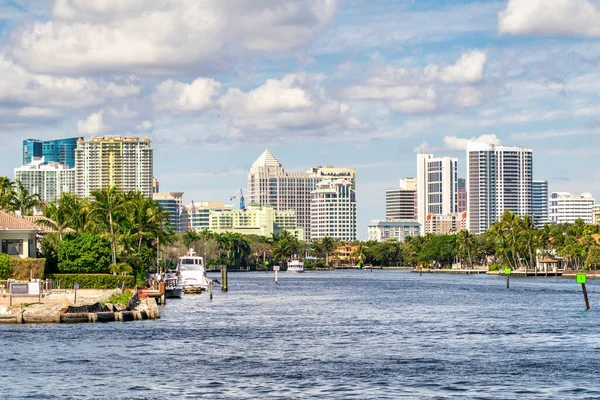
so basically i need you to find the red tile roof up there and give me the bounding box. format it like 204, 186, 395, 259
0, 210, 39, 230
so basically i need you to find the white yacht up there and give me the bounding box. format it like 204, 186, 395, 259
178, 248, 208, 294
287, 255, 305, 273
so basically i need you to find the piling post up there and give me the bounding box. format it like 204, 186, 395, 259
221, 266, 228, 292
209, 281, 213, 300
577, 274, 590, 310
505, 268, 511, 289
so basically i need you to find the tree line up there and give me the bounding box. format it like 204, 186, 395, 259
1, 174, 599, 274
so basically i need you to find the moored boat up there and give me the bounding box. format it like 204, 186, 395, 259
287, 255, 304, 273
164, 269, 183, 298
178, 248, 208, 293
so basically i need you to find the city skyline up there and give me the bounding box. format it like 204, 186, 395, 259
1, 1, 600, 238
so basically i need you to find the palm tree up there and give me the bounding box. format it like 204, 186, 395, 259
320, 236, 336, 267
350, 242, 367, 267
456, 230, 476, 268
129, 194, 169, 253
9, 180, 41, 216
0, 177, 14, 210
182, 229, 199, 249
89, 186, 127, 265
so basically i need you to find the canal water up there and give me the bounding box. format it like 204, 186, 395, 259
1, 270, 599, 399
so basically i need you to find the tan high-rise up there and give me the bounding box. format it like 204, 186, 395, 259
247, 149, 355, 239
75, 136, 153, 198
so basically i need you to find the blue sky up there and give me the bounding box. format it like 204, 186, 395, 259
1, 0, 599, 238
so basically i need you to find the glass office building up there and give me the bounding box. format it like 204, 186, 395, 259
42, 137, 82, 168
23, 139, 43, 165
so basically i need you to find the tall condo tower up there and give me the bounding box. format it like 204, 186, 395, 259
310, 179, 357, 241
75, 136, 153, 198
532, 180, 549, 227
247, 149, 355, 239
466, 143, 533, 234
416, 154, 458, 235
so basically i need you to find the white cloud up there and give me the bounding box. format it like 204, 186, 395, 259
219, 73, 365, 135
17, 107, 62, 118
12, 0, 337, 75
499, 0, 600, 37
77, 110, 104, 134
0, 55, 139, 108
136, 120, 153, 131
343, 50, 488, 114
443, 134, 502, 151
437, 50, 487, 84
153, 78, 221, 112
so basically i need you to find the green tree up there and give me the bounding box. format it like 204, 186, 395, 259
89, 187, 127, 265
8, 179, 40, 216
0, 176, 14, 210
584, 246, 600, 270
57, 233, 112, 273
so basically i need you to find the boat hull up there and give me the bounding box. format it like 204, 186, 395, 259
165, 287, 183, 298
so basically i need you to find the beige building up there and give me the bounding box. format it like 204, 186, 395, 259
14, 158, 75, 203
247, 149, 355, 238
367, 220, 420, 242
75, 136, 153, 198
209, 203, 304, 240
592, 205, 600, 225
425, 212, 467, 235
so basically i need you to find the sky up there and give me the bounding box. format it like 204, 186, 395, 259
0, 0, 599, 238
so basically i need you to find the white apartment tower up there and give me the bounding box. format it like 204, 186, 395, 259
310, 179, 357, 241
75, 136, 153, 198
467, 143, 533, 234
247, 149, 355, 239
14, 158, 75, 203
549, 192, 595, 224
416, 154, 458, 235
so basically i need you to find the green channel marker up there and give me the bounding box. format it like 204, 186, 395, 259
577, 274, 586, 284
505, 268, 511, 275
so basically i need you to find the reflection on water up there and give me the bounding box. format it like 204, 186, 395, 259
1, 270, 598, 399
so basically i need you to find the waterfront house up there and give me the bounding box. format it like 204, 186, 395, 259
0, 210, 39, 258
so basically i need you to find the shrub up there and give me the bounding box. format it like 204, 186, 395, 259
46, 274, 135, 289
107, 290, 133, 305
109, 263, 133, 275
11, 258, 45, 280
0, 254, 11, 280
58, 233, 111, 273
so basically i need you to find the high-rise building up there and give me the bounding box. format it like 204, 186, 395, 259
549, 192, 595, 224
22, 139, 43, 165
75, 136, 153, 198
153, 192, 184, 232
367, 220, 420, 242
416, 153, 458, 235
247, 149, 355, 239
152, 177, 160, 194
385, 179, 417, 221
467, 143, 533, 234
532, 180, 549, 227
23, 137, 82, 168
14, 158, 75, 203
457, 178, 467, 213
42, 137, 82, 168
209, 203, 304, 239
399, 177, 417, 190
592, 205, 600, 225
310, 179, 357, 241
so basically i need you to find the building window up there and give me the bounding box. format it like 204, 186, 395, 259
2, 239, 23, 256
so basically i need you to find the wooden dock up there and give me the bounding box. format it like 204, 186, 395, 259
412, 268, 487, 274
